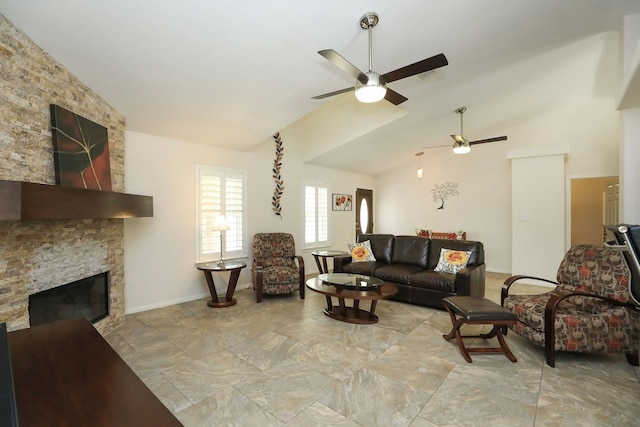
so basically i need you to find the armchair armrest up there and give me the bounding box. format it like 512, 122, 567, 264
501, 275, 558, 306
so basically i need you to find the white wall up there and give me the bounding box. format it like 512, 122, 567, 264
122, 29, 628, 311
375, 101, 620, 275
123, 130, 373, 313
620, 15, 640, 223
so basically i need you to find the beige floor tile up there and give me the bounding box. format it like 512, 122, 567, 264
106, 273, 640, 426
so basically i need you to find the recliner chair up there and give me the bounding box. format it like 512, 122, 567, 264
501, 244, 640, 367
251, 233, 305, 303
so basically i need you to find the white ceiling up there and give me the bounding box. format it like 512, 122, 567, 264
2, 1, 640, 175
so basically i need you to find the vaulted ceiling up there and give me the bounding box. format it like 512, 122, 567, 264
2, 1, 640, 175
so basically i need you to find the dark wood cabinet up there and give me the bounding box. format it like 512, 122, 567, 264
8, 318, 181, 426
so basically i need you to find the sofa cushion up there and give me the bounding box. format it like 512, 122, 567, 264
391, 235, 430, 268
434, 248, 472, 274
428, 239, 484, 270
375, 264, 424, 285
340, 261, 386, 276
358, 234, 394, 264
410, 270, 456, 293
347, 240, 376, 262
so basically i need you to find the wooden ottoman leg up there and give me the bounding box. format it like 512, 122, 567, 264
443, 305, 473, 363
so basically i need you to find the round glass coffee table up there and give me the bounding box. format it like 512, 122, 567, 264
305, 273, 397, 324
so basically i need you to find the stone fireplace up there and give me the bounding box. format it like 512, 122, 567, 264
29, 271, 109, 327
0, 219, 126, 334
0, 15, 130, 334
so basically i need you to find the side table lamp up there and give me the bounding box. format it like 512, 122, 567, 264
212, 215, 230, 265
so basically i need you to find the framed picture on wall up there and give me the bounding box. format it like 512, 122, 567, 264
50, 104, 112, 191
332, 193, 352, 211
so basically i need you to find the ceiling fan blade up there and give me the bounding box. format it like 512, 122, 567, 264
311, 87, 355, 100
469, 136, 508, 145
384, 88, 408, 105
421, 144, 451, 149
318, 49, 368, 83
450, 134, 465, 144
382, 53, 448, 84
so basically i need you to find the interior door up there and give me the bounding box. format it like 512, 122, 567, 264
355, 188, 373, 239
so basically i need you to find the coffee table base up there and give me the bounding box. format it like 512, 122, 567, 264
305, 276, 397, 325
323, 306, 378, 324
207, 297, 237, 308
324, 297, 380, 324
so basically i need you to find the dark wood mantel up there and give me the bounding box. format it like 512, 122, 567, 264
0, 180, 153, 221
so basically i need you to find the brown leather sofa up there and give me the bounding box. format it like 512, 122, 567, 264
334, 234, 486, 309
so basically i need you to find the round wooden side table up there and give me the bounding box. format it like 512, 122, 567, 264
311, 250, 349, 274
196, 261, 246, 307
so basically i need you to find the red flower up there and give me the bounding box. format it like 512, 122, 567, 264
616, 274, 629, 287
607, 316, 621, 327
579, 265, 591, 276
564, 317, 579, 328
564, 338, 580, 351
585, 248, 598, 258
352, 246, 366, 260
607, 338, 621, 351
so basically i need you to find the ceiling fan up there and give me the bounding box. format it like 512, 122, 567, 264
312, 12, 448, 105
449, 107, 507, 153
423, 107, 508, 153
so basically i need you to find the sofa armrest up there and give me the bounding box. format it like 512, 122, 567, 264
454, 264, 486, 297
333, 255, 352, 272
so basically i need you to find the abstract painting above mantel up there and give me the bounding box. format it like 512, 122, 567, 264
50, 104, 112, 191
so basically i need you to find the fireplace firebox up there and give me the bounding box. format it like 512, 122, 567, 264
28, 272, 109, 326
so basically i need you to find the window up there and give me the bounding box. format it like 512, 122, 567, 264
304, 181, 329, 247
196, 164, 246, 263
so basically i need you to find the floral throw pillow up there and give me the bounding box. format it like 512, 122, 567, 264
415, 228, 432, 238
434, 248, 472, 274
347, 240, 376, 262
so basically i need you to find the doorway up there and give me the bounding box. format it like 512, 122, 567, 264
570, 176, 619, 246
355, 188, 373, 239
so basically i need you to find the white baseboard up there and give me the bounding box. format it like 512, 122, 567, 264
125, 292, 209, 315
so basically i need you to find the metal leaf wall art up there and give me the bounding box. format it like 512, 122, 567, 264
272, 132, 284, 218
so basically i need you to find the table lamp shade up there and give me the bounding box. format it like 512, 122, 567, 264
212, 215, 230, 231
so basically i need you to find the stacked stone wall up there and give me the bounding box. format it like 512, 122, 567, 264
0, 14, 126, 333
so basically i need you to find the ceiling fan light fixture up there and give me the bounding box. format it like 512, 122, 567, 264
355, 84, 387, 103
355, 72, 387, 103
452, 138, 471, 154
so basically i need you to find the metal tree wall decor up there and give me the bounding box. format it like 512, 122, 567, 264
272, 132, 284, 218
431, 181, 459, 209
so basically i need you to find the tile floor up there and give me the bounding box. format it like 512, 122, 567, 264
105, 272, 640, 426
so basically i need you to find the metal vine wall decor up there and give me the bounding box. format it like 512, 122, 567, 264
272, 132, 284, 218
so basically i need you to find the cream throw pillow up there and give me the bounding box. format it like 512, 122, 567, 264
434, 248, 472, 274
347, 240, 376, 262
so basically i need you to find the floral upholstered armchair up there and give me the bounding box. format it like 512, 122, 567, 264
501, 245, 640, 367
252, 233, 305, 303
